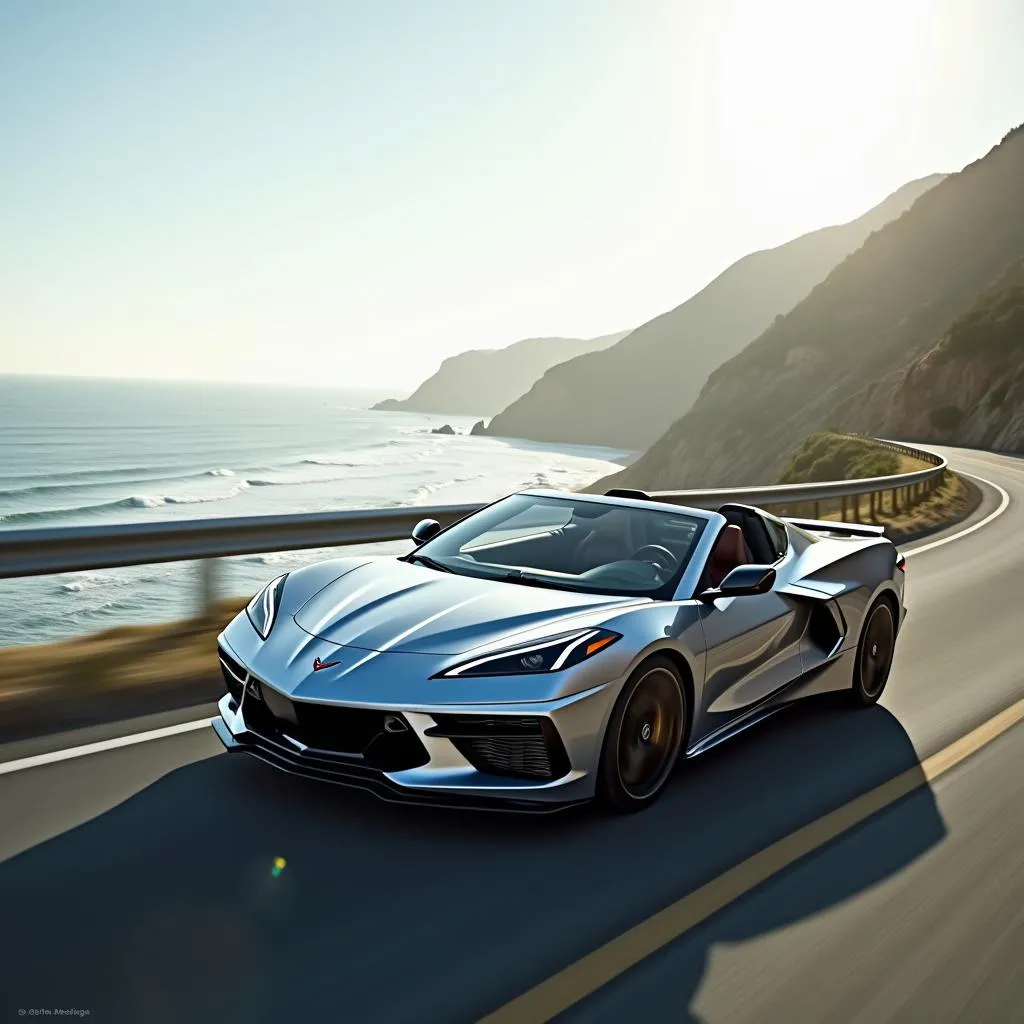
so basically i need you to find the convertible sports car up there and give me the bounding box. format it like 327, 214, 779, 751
212, 488, 906, 813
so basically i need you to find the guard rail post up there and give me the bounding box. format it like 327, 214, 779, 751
199, 557, 219, 621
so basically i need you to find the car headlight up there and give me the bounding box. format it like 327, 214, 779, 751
435, 628, 621, 678
246, 574, 288, 639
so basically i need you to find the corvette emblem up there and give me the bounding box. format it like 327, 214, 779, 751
312, 656, 340, 672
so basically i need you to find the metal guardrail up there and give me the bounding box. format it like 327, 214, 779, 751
0, 438, 947, 611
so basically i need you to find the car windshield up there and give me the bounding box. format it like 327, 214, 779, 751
409, 493, 709, 599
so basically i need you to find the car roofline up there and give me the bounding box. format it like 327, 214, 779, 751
516, 488, 718, 521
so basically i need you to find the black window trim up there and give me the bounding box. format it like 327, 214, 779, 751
760, 511, 791, 563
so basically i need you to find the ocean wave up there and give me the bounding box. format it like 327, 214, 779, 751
0, 464, 160, 482
299, 440, 434, 469
409, 475, 486, 504
238, 549, 329, 566
0, 465, 254, 503
0, 470, 228, 502
0, 485, 252, 525
58, 569, 167, 595
0, 462, 207, 486
246, 475, 341, 488
67, 595, 153, 621
301, 458, 366, 468
246, 471, 399, 489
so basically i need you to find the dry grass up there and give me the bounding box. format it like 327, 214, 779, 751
896, 452, 933, 474
0, 598, 247, 725
764, 471, 975, 541
856, 472, 974, 540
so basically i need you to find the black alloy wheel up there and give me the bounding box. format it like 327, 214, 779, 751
598, 655, 687, 812
849, 598, 897, 707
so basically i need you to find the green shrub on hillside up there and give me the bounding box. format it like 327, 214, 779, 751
779, 432, 899, 484
937, 262, 1024, 360
929, 404, 964, 431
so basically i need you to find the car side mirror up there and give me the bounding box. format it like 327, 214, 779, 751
699, 564, 776, 601
411, 518, 442, 545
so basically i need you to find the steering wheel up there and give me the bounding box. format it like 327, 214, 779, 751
629, 544, 679, 574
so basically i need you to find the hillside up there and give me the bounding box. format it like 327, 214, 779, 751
855, 258, 1024, 450
484, 174, 945, 450
595, 124, 1024, 492
371, 330, 630, 417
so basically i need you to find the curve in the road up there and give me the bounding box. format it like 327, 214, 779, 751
0, 446, 1021, 1024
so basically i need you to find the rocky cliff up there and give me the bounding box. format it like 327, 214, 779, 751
594, 125, 1024, 492
485, 174, 944, 451
854, 258, 1024, 450
372, 330, 630, 417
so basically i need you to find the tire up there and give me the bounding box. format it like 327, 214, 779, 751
597, 655, 687, 813
847, 597, 897, 708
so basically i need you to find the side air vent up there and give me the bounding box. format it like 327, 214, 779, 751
807, 602, 846, 659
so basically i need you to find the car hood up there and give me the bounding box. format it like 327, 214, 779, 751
291, 557, 645, 655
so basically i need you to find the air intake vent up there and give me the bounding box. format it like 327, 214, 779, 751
426, 714, 570, 781
807, 602, 845, 658
218, 646, 247, 703
240, 679, 428, 771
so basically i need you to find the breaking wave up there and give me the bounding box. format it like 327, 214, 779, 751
409, 475, 486, 504
57, 569, 168, 595
0, 485, 252, 525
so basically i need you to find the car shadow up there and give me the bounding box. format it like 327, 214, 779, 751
0, 698, 944, 1024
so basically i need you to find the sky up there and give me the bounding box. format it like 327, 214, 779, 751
1, 0, 1022, 392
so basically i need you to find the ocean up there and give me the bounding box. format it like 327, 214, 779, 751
0, 375, 631, 647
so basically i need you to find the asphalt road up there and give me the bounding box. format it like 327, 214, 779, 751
1, 445, 1022, 1024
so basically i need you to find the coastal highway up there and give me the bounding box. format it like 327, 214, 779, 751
1, 446, 1022, 1024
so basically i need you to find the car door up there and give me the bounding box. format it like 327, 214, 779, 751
695, 536, 807, 731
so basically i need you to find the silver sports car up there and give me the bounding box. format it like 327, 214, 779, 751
212, 489, 906, 813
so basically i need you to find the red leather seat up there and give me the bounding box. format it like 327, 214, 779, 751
707, 525, 748, 587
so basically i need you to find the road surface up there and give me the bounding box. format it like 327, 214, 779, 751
1, 445, 1021, 1024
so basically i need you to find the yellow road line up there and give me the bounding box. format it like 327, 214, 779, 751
480, 695, 1024, 1023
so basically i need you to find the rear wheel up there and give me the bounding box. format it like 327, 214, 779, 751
848, 598, 896, 707
597, 655, 687, 813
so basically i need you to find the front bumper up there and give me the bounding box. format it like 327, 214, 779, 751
212, 674, 608, 812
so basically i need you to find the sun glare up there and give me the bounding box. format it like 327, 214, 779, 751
708, 0, 942, 224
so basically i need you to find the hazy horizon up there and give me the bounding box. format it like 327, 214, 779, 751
0, 369, 405, 398
3, 0, 1023, 390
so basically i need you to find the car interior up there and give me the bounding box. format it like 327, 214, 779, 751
442, 498, 783, 596
453, 503, 704, 591
701, 504, 781, 588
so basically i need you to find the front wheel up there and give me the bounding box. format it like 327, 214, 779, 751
597, 655, 687, 813
848, 598, 896, 708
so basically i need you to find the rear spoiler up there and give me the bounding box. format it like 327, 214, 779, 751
783, 517, 886, 538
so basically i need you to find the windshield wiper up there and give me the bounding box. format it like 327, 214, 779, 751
493, 572, 577, 591
404, 553, 453, 573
